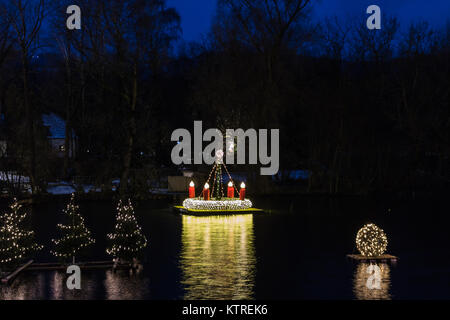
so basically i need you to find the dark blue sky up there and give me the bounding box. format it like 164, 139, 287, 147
166, 0, 217, 42
167, 0, 450, 42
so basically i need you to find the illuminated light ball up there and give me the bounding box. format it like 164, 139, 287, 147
356, 223, 388, 257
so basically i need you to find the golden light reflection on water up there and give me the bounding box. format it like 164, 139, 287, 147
0, 271, 98, 300
104, 269, 151, 300
0, 272, 45, 300
180, 215, 256, 300
0, 270, 149, 300
50, 271, 97, 300
353, 262, 391, 300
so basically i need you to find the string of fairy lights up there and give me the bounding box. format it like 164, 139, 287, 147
51, 194, 95, 260
185, 149, 250, 212
0, 195, 149, 267
183, 150, 393, 260
355, 223, 388, 257
0, 199, 43, 265
183, 198, 253, 211
222, 161, 242, 196
1, 185, 393, 270
192, 150, 243, 199
106, 199, 147, 260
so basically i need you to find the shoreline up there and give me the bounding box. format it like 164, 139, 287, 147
0, 188, 445, 205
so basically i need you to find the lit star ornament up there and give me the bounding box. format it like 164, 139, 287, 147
227, 141, 234, 153
215, 149, 224, 164
356, 223, 388, 257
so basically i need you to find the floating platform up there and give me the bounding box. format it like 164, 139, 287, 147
1, 260, 34, 285
174, 206, 264, 216
347, 254, 398, 262
26, 261, 134, 271
1, 260, 136, 285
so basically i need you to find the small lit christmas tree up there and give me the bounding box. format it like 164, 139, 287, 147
212, 149, 224, 200
51, 194, 95, 264
106, 199, 147, 263
0, 198, 43, 271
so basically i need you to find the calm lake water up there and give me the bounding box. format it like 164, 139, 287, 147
1, 195, 449, 300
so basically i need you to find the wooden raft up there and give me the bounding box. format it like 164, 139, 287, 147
1, 260, 135, 286
347, 254, 398, 262
26, 261, 132, 271
174, 206, 264, 216
1, 260, 34, 285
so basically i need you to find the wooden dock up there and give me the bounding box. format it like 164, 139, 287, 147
1, 260, 34, 285
347, 254, 398, 262
1, 260, 135, 285
26, 261, 132, 271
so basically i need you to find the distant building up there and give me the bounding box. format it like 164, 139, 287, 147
42, 113, 77, 158
0, 113, 77, 158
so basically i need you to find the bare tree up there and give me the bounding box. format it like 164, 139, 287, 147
3, 0, 47, 194
320, 16, 352, 62
70, 0, 180, 195
350, 16, 399, 63
0, 5, 13, 116
219, 0, 313, 83
49, 1, 79, 178
399, 21, 438, 57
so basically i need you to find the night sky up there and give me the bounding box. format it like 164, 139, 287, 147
167, 0, 450, 42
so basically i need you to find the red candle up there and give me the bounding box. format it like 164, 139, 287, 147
203, 183, 210, 200
227, 181, 234, 198
239, 182, 246, 200
189, 181, 195, 198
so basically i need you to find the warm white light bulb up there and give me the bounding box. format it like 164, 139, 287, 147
215, 149, 224, 159
228, 181, 233, 187
189, 181, 195, 187
204, 183, 210, 189
240, 182, 246, 189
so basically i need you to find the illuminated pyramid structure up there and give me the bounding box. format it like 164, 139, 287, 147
177, 150, 262, 215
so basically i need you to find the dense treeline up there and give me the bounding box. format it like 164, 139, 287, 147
0, 0, 448, 197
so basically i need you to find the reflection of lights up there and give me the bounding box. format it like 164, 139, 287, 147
0, 270, 149, 300
180, 215, 256, 300
104, 270, 150, 300
0, 272, 45, 300
356, 223, 388, 257
49, 271, 95, 300
52, 271, 64, 299
353, 262, 391, 300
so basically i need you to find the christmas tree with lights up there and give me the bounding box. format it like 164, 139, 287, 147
106, 199, 147, 263
51, 194, 95, 264
0, 198, 43, 271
